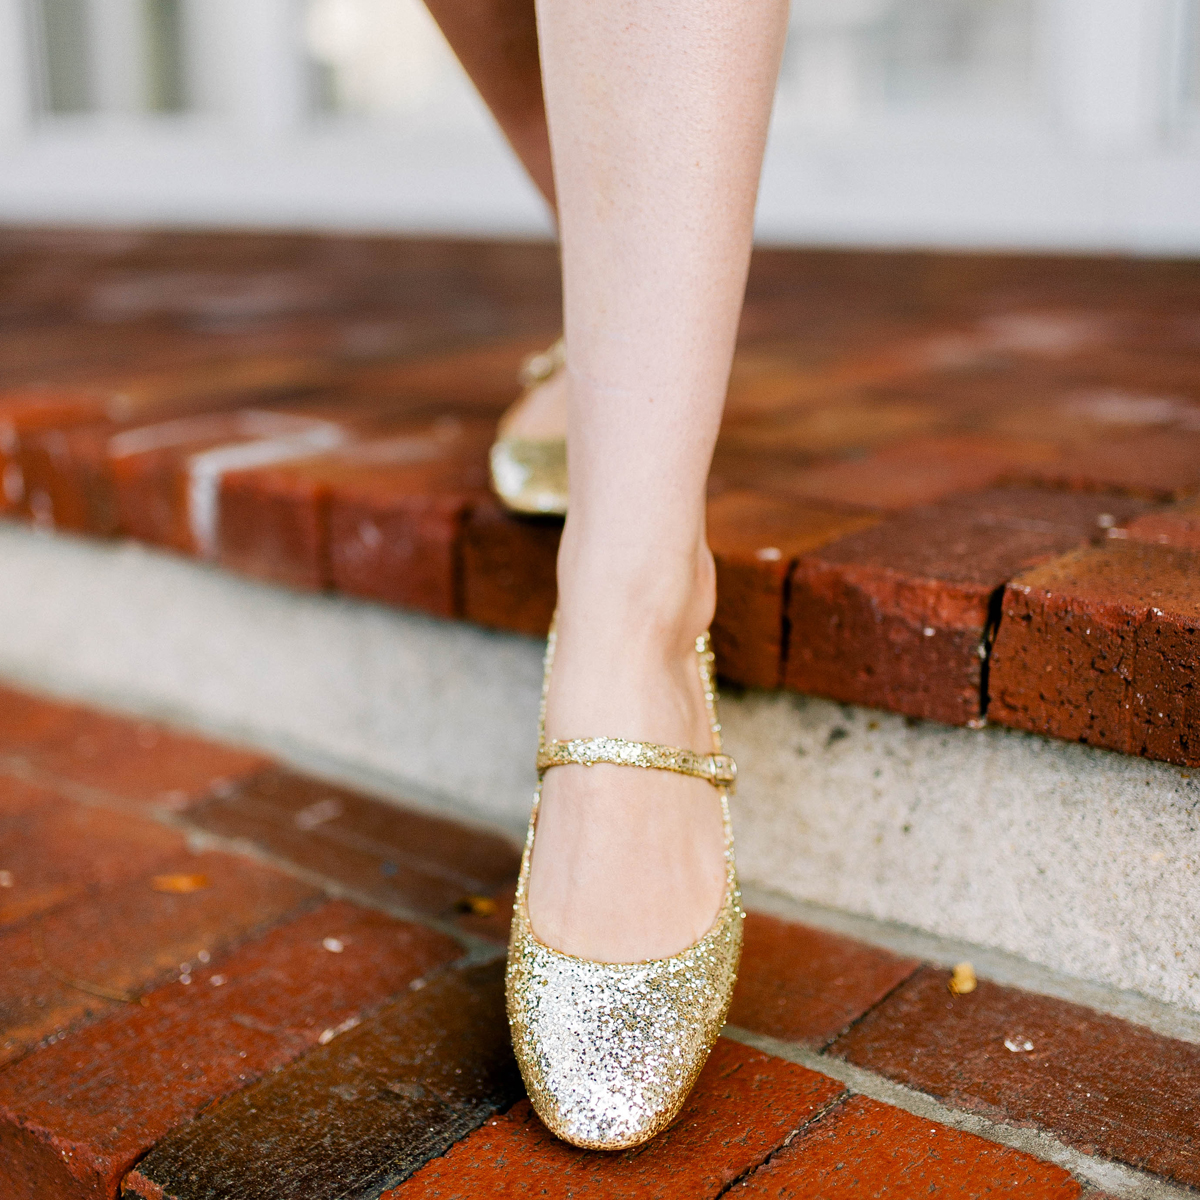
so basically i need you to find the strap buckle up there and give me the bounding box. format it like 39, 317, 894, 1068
708, 754, 737, 790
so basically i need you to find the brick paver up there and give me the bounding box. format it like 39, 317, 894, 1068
390, 1040, 845, 1200
2, 234, 1200, 770
0, 684, 1193, 1196
707, 491, 879, 689
830, 966, 1200, 1187
124, 962, 522, 1200
786, 489, 1145, 725
0, 901, 456, 1200
0, 778, 184, 929
216, 413, 494, 604
0, 848, 317, 1065
989, 540, 1200, 765
186, 767, 521, 918
731, 1095, 1084, 1198
462, 496, 561, 637
1125, 495, 1200, 550
729, 913, 919, 1045
0, 683, 269, 811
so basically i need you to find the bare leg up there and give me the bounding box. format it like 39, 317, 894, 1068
527, 0, 787, 961
422, 0, 554, 210
422, 0, 568, 441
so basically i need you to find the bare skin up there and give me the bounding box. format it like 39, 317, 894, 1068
524, 0, 789, 962
422, 0, 787, 962
421, 0, 566, 440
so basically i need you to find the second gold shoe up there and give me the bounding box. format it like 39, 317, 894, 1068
489, 338, 569, 516
505, 623, 742, 1150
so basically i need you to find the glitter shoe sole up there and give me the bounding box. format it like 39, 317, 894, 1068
505, 622, 742, 1150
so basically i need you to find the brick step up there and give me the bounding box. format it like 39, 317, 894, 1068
0, 686, 1196, 1199
1, 234, 1198, 772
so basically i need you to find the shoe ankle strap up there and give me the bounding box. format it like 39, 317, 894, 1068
537, 736, 737, 790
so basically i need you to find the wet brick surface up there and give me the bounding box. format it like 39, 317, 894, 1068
0, 901, 457, 1200
390, 1039, 845, 1200
830, 966, 1200, 1187
187, 766, 521, 918
124, 961, 523, 1200
728, 912, 920, 1046
731, 1095, 1084, 1199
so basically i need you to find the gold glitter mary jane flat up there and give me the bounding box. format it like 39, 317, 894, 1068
489, 338, 569, 516
505, 623, 743, 1150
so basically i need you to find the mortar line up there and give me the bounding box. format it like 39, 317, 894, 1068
0, 757, 506, 963
723, 1025, 1200, 1200
713, 1085, 851, 1198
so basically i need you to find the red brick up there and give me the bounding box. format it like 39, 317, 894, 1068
786, 489, 1148, 725
0, 684, 270, 810
1026, 429, 1200, 500
988, 540, 1200, 765
732, 1095, 1083, 1198
462, 496, 561, 636
349, 339, 536, 416
0, 900, 457, 1200
0, 778, 184, 929
777, 435, 1061, 511
392, 1039, 845, 1200
728, 913, 919, 1045
215, 412, 494, 602
1124, 496, 1200, 551
327, 423, 493, 614
706, 491, 879, 689
186, 766, 521, 918
17, 420, 122, 534
10, 357, 337, 532
717, 391, 944, 462
0, 391, 109, 516
831, 966, 1200, 1187
0, 848, 317, 1065
109, 405, 355, 555
124, 961, 524, 1200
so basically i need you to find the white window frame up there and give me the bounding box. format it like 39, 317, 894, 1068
0, 0, 1197, 252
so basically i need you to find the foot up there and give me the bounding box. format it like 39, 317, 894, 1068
526, 549, 728, 963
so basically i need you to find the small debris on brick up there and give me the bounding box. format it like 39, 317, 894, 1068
322, 937, 345, 953
295, 797, 343, 830
210, 974, 227, 987
317, 1015, 360, 1045
1004, 1037, 1035, 1052
0, 870, 12, 887
949, 962, 977, 995
151, 873, 210, 893
456, 895, 497, 917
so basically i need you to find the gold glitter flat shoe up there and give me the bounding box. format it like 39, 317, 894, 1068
489, 338, 569, 515
505, 622, 743, 1150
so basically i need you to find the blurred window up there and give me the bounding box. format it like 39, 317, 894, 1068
303, 0, 468, 121
33, 0, 190, 116
776, 0, 1037, 129
1186, 0, 1200, 111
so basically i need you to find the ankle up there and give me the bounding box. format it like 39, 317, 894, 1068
555, 526, 716, 659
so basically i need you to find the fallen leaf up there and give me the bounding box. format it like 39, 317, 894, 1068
949, 961, 977, 995
151, 873, 210, 894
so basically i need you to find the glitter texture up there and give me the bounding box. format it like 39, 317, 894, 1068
505, 628, 743, 1150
